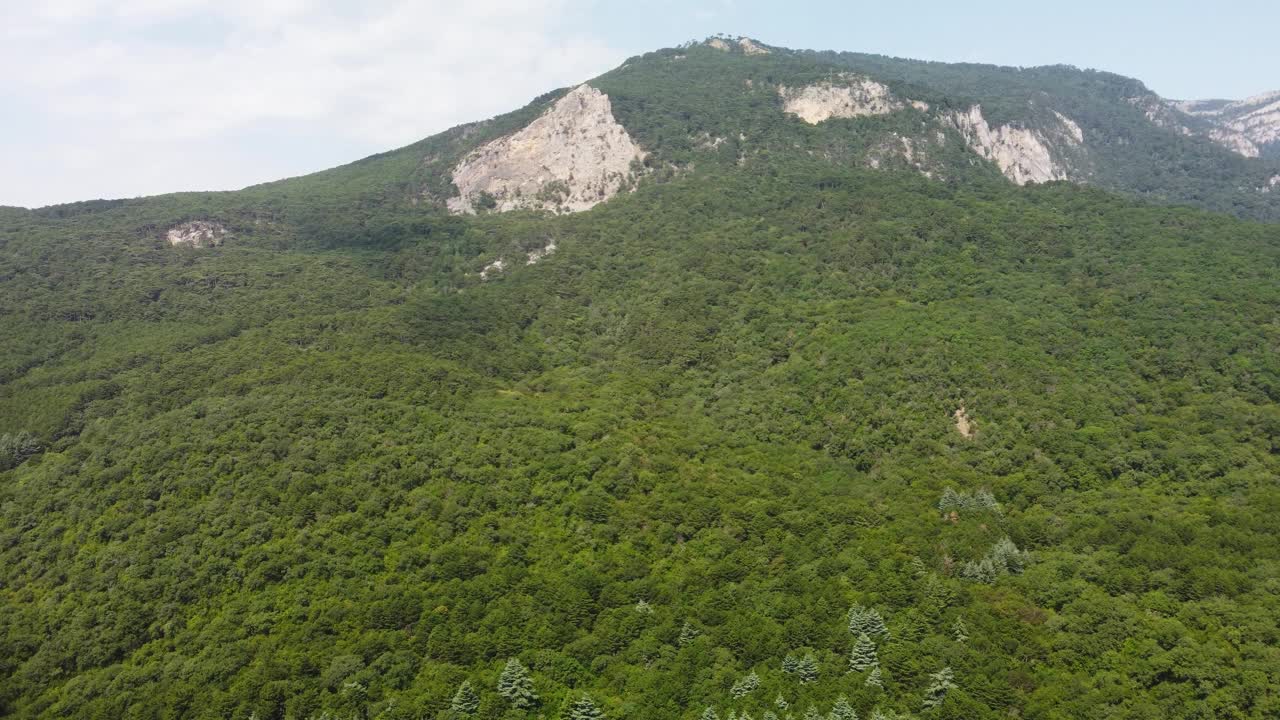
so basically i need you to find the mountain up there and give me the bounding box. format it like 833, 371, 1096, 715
3, 37, 1280, 720
249, 35, 1280, 223
1176, 90, 1280, 158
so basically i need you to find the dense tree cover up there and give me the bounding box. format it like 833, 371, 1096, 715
2, 150, 1279, 720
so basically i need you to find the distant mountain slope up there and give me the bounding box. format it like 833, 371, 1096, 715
244, 37, 1278, 223
1176, 90, 1280, 158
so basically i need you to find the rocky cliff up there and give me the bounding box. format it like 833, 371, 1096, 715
447, 85, 645, 215
947, 106, 1082, 185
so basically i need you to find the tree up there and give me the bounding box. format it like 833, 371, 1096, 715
730, 671, 760, 699
343, 681, 370, 720
974, 488, 1001, 514
922, 667, 956, 710
951, 618, 968, 644
848, 606, 889, 639
497, 657, 538, 709
680, 620, 701, 646
797, 654, 818, 684
865, 667, 883, 689
989, 537, 1027, 574
775, 695, 789, 711
702, 708, 720, 720
636, 599, 654, 614
849, 633, 878, 672
803, 707, 822, 720
829, 695, 856, 720
450, 681, 479, 717
566, 694, 604, 720
937, 487, 962, 513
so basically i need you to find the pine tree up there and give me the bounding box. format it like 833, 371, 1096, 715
775, 695, 789, 711
937, 487, 962, 513
951, 617, 969, 643
922, 667, 956, 710
450, 681, 480, 717
848, 632, 878, 672
741, 712, 755, 720
701, 708, 720, 720
797, 654, 818, 684
566, 694, 604, 720
990, 537, 1026, 574
635, 599, 654, 614
497, 657, 538, 709
848, 605, 889, 639
781, 654, 799, 675
974, 488, 1001, 515
728, 710, 738, 720
730, 671, 760, 699
803, 707, 822, 720
763, 712, 779, 720
828, 696, 856, 720
865, 666, 883, 688
679, 620, 700, 646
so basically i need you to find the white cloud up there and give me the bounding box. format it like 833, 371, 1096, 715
0, 0, 623, 206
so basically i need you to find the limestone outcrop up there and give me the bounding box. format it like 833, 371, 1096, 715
779, 77, 904, 124
166, 221, 227, 248
447, 85, 645, 215
947, 106, 1082, 185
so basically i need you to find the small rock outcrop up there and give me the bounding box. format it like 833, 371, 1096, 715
526, 239, 557, 265
480, 259, 506, 280
954, 406, 975, 439
738, 38, 770, 55
947, 106, 1081, 185
779, 76, 904, 124
707, 38, 731, 51
447, 85, 645, 215
166, 221, 227, 248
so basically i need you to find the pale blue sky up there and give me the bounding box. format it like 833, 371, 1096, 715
3, 0, 1277, 208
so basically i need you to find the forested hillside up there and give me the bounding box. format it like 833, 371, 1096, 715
3, 38, 1280, 720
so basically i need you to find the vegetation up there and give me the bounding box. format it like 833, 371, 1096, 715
2, 38, 1280, 720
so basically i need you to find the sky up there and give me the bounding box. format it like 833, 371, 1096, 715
3, 0, 1278, 208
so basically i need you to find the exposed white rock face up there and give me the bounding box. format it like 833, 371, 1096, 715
947, 106, 1081, 185
166, 221, 226, 248
779, 76, 904, 124
866, 132, 943, 179
707, 38, 731, 51
447, 85, 645, 215
1129, 95, 1193, 136
526, 240, 557, 265
1207, 128, 1260, 157
738, 38, 770, 55
954, 406, 975, 439
1177, 90, 1280, 157
1263, 175, 1280, 193
480, 258, 506, 280
1053, 111, 1084, 143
